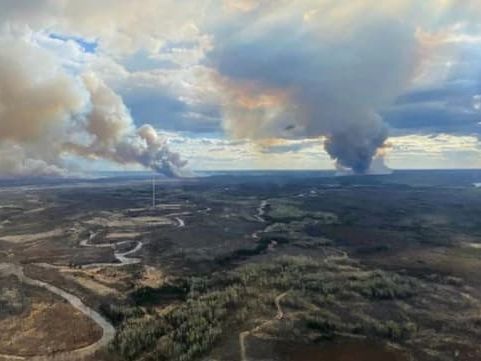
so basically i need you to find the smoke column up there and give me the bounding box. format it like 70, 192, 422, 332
0, 34, 188, 177
209, 2, 421, 173
65, 74, 190, 177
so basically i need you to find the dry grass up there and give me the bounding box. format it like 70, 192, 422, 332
62, 273, 119, 297
0, 229, 64, 244
0, 286, 102, 357
85, 215, 172, 228
139, 266, 165, 288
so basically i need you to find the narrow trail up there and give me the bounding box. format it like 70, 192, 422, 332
239, 292, 288, 361
0, 210, 187, 361
274, 292, 287, 320
241, 201, 298, 360
240, 202, 350, 361
78, 209, 187, 268
175, 217, 185, 228
253, 200, 268, 223
252, 200, 268, 239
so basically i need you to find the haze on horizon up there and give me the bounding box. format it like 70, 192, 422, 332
1, 0, 481, 176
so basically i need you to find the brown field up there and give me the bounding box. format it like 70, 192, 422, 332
0, 277, 102, 357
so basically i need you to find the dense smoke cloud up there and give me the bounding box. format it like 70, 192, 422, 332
1, 0, 481, 173
0, 36, 85, 143
208, 2, 421, 173
65, 74, 190, 177
0, 34, 84, 176
0, 34, 188, 177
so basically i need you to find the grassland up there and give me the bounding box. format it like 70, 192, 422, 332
0, 275, 102, 357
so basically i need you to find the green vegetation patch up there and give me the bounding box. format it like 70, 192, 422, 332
265, 200, 338, 223
110, 256, 420, 361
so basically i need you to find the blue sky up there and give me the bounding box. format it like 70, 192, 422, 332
49, 33, 98, 53
1, 0, 481, 176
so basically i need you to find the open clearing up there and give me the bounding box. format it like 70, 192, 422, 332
0, 229, 64, 244
0, 276, 102, 357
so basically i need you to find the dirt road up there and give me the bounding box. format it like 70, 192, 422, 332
239, 292, 288, 361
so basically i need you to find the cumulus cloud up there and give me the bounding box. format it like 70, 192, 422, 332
258, 138, 324, 155
0, 0, 207, 54
116, 65, 221, 133
384, 24, 481, 136
387, 134, 481, 169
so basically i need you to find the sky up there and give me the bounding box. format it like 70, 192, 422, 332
1, 0, 481, 176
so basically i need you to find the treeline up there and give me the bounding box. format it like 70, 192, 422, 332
109, 256, 420, 361
305, 313, 417, 342
110, 285, 251, 361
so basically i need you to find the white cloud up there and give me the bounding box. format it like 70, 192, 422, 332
2, 0, 481, 173
387, 134, 481, 169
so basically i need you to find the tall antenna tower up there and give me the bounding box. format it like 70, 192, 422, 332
152, 173, 156, 208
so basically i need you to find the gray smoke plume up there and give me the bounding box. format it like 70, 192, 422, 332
65, 74, 190, 177
0, 34, 188, 177
324, 116, 389, 174
209, 2, 421, 173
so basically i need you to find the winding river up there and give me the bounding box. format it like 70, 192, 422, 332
0, 211, 186, 361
